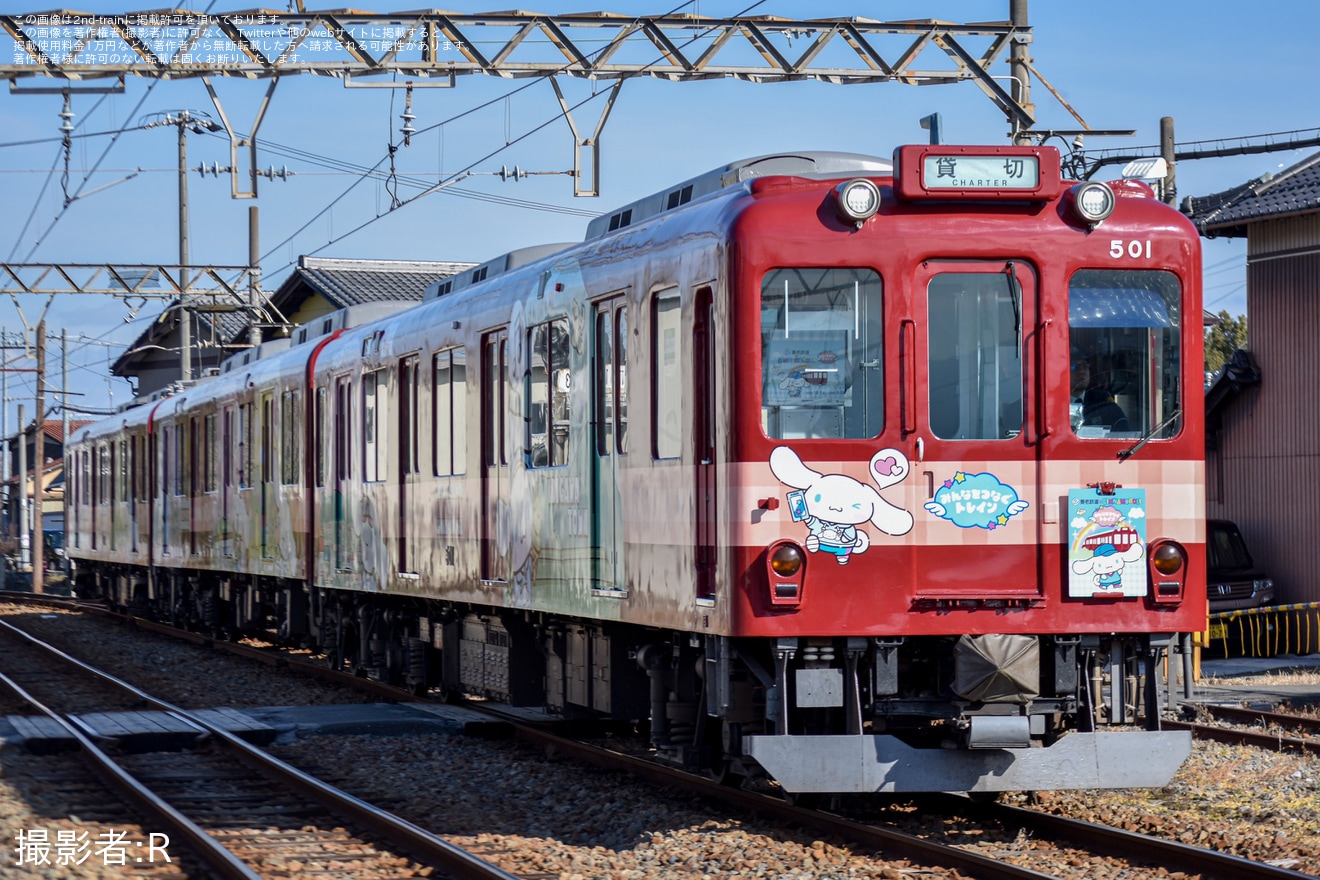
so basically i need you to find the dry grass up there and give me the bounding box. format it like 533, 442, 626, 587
1200, 667, 1320, 687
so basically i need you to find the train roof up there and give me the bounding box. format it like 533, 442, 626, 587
425, 243, 577, 299
584, 151, 893, 241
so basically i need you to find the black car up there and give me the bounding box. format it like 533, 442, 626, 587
1206, 519, 1275, 613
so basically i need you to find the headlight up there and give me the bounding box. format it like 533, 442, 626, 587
835, 178, 882, 226
1070, 181, 1115, 227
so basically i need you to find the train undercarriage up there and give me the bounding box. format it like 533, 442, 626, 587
75, 563, 1190, 793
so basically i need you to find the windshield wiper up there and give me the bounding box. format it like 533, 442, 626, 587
1117, 408, 1182, 461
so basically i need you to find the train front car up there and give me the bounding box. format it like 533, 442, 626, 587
714, 145, 1203, 794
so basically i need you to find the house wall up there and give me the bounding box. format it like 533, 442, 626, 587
1210, 219, 1320, 605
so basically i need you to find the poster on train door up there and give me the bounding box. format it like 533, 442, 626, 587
1066, 488, 1147, 598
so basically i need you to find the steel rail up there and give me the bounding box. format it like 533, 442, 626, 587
508, 724, 1058, 880
1189, 702, 1320, 737
965, 795, 1314, 880
0, 615, 520, 880
6, 595, 1311, 877
1163, 717, 1320, 757
0, 619, 263, 880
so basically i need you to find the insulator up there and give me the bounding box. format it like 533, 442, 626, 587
58, 94, 75, 135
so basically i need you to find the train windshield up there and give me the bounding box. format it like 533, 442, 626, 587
1068, 270, 1181, 440
760, 268, 883, 439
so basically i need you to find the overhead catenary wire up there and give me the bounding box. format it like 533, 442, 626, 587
262, 0, 768, 274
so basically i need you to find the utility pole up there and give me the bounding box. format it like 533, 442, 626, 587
32, 320, 44, 595
1, 335, 7, 589
249, 205, 262, 348
177, 113, 192, 384
62, 328, 70, 585
1160, 117, 1177, 206
1009, 0, 1034, 146
17, 403, 26, 581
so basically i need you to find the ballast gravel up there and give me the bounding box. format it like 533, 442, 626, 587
0, 602, 1317, 878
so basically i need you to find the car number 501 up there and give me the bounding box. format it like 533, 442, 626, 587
1110, 239, 1152, 259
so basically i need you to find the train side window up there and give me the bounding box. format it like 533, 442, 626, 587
314, 387, 326, 487
653, 290, 682, 459
433, 348, 467, 476
363, 367, 388, 482
927, 271, 1023, 441
118, 439, 128, 502
176, 422, 187, 496
760, 268, 884, 439
281, 390, 301, 485
204, 414, 217, 493
528, 318, 571, 468
399, 356, 420, 475
1068, 270, 1182, 440
238, 402, 253, 489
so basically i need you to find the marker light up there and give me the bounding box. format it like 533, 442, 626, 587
765, 540, 807, 608
1070, 181, 1115, 227
1147, 538, 1187, 605
1152, 542, 1184, 575
835, 178, 881, 227
770, 543, 804, 576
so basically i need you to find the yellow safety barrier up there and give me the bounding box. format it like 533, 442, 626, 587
1199, 602, 1320, 659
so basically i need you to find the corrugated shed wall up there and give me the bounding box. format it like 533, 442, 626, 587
1216, 244, 1320, 605
1248, 215, 1320, 256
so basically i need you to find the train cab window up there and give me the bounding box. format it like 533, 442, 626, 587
760, 268, 883, 439
433, 349, 467, 476
528, 318, 571, 468
927, 271, 1024, 440
363, 368, 388, 482
1068, 270, 1181, 440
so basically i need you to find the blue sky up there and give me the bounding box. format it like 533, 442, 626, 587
0, 0, 1315, 421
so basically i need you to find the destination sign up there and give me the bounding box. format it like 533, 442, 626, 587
922, 155, 1040, 189
893, 145, 1061, 201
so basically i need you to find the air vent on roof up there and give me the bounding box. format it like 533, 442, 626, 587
666, 185, 693, 210
472, 266, 488, 284
607, 209, 633, 232
435, 279, 454, 296
585, 152, 891, 241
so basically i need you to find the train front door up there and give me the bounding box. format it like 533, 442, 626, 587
908, 260, 1043, 600
591, 298, 627, 592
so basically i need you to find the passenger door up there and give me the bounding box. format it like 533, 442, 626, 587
592, 298, 628, 592
397, 354, 421, 574
694, 287, 717, 601
908, 260, 1043, 601
482, 330, 509, 582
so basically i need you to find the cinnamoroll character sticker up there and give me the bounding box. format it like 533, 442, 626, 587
769, 446, 914, 565
1066, 487, 1147, 598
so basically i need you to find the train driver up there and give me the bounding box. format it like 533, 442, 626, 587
1071, 357, 1130, 433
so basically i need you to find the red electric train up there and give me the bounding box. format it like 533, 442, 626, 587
67, 143, 1204, 794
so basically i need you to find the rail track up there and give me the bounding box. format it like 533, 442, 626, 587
1165, 703, 1320, 756
0, 614, 522, 880
3, 592, 1316, 879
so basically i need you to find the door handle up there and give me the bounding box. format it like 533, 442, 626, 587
900, 319, 916, 435
1037, 319, 1052, 440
